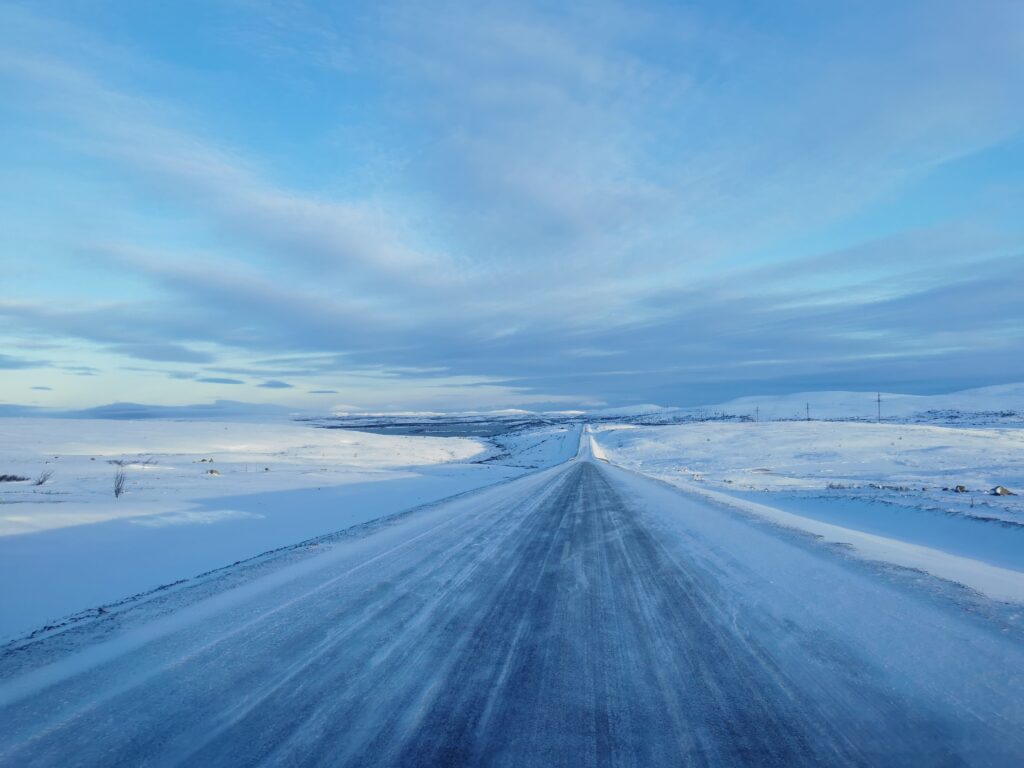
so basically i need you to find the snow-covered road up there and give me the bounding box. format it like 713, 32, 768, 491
1, 438, 1023, 765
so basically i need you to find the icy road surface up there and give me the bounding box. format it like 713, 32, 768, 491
1, 437, 1023, 766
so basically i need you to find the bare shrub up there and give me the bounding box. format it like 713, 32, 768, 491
0, 474, 30, 483
108, 456, 157, 467
114, 469, 127, 498
34, 470, 53, 486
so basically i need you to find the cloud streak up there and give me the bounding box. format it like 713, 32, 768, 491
1, 1, 1022, 408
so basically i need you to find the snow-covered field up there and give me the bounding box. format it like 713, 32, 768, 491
603, 383, 1024, 428
4, 383, 1022, 643
0, 418, 580, 640
593, 421, 1024, 499
700, 382, 1024, 424
593, 419, 1024, 599
6, 438, 1024, 765
3, 389, 1024, 763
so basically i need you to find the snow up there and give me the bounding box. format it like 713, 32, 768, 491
476, 423, 584, 468
3, 439, 1024, 764
599, 383, 1024, 426
592, 420, 1024, 602
707, 383, 1024, 422
649, 477, 1024, 603
0, 418, 580, 640
6, 380, 1023, 653
593, 421, 1024, 496
586, 403, 673, 417
0, 419, 491, 536
585, 428, 609, 462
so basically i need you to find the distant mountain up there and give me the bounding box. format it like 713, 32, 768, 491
586, 404, 677, 418
3, 384, 1022, 425
0, 400, 297, 421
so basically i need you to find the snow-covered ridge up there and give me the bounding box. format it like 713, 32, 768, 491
328, 383, 1024, 425
584, 384, 1024, 427
704, 383, 1024, 423
4, 383, 1022, 426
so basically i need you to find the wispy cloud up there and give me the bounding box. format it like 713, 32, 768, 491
1, 1, 1022, 407
0, 354, 49, 370
196, 377, 245, 385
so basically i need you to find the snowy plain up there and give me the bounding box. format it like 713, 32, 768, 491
0, 417, 580, 640
2, 383, 1022, 645
605, 382, 1024, 426
592, 395, 1024, 602
2, 419, 1024, 765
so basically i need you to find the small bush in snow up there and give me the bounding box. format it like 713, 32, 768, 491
108, 456, 157, 467
114, 469, 127, 498
34, 470, 53, 486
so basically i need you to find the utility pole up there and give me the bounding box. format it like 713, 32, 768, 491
877, 392, 881, 423
755, 406, 759, 423
806, 402, 810, 421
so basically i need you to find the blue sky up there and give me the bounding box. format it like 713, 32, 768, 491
1, 0, 1022, 412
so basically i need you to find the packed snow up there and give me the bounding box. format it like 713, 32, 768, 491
2, 429, 1024, 765
592, 420, 1024, 601
0, 418, 580, 640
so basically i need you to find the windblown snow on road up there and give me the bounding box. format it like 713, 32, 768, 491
0, 419, 580, 639
1, 436, 1022, 765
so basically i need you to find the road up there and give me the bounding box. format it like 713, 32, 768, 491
1, 434, 1023, 766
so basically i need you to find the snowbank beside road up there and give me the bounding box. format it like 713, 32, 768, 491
0, 418, 529, 640
654, 477, 1024, 603
592, 421, 1024, 602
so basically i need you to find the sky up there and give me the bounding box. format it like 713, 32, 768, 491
1, 0, 1023, 413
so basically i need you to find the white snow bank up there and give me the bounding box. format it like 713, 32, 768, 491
661, 478, 1024, 603
592, 421, 1024, 602
0, 418, 513, 639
